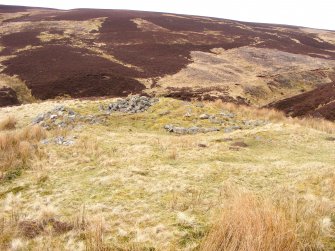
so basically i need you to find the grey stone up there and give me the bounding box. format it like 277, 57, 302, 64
106, 95, 158, 114
33, 114, 45, 124
199, 114, 210, 119
40, 139, 50, 145
184, 112, 192, 117
164, 124, 219, 134
224, 126, 241, 133
204, 127, 220, 133
219, 111, 235, 119
32, 106, 103, 129
54, 136, 75, 146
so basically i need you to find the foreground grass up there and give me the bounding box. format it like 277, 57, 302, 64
0, 98, 334, 250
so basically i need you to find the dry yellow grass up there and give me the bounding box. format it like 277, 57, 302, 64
293, 116, 335, 134
0, 115, 17, 130
201, 193, 298, 251
0, 125, 46, 179
37, 31, 70, 42
212, 99, 335, 133
201, 190, 334, 251
0, 98, 333, 250
154, 47, 334, 106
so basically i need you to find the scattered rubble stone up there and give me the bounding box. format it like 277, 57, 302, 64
33, 106, 76, 129
41, 136, 76, 146
184, 112, 192, 117
54, 136, 75, 146
224, 126, 241, 133
40, 139, 49, 145
107, 95, 158, 114
32, 105, 102, 129
159, 110, 171, 116
209, 117, 222, 124
219, 111, 235, 119
164, 124, 219, 134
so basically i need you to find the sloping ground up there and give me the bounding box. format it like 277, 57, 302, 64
0, 98, 334, 250
268, 81, 335, 120
4, 45, 145, 99
0, 5, 335, 120
153, 47, 334, 106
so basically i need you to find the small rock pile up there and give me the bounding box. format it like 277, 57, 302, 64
219, 111, 235, 119
163, 109, 257, 134
33, 106, 102, 130
223, 126, 242, 133
41, 136, 76, 146
164, 124, 220, 134
33, 106, 76, 129
106, 95, 158, 114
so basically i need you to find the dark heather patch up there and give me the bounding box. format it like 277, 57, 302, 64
3, 45, 145, 100
267, 82, 335, 121
1, 31, 41, 48
0, 87, 20, 107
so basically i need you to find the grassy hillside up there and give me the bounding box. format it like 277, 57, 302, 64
0, 97, 334, 250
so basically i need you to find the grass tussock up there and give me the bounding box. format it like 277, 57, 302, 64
212, 99, 287, 122
0, 125, 46, 180
293, 117, 335, 134
201, 191, 334, 251
0, 116, 17, 131
201, 193, 298, 251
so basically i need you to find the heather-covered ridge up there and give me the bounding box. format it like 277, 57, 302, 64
0, 5, 335, 120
